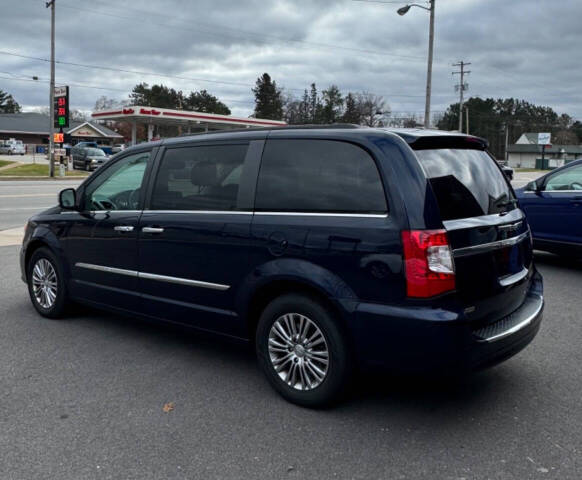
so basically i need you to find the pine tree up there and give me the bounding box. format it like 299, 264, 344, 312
0, 90, 21, 113
321, 85, 343, 124
342, 93, 360, 124
252, 73, 283, 120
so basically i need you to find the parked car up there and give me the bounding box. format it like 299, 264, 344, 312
20, 127, 544, 407
71, 147, 109, 171
515, 158, 582, 256
496, 160, 514, 180
111, 144, 126, 154
0, 138, 25, 155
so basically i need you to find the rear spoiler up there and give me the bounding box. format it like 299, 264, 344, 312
401, 135, 488, 151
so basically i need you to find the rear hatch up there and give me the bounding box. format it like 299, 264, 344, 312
411, 135, 532, 323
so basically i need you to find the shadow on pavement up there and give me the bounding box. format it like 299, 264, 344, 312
534, 251, 582, 271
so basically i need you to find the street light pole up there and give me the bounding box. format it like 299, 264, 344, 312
425, 0, 434, 129
47, 0, 55, 178
397, 1, 435, 129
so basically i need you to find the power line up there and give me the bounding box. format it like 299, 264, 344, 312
0, 50, 449, 101
55, 0, 425, 62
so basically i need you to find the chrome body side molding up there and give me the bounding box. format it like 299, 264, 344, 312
74, 263, 229, 291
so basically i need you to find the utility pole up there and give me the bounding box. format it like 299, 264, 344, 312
452, 61, 470, 133
465, 106, 469, 134
424, 0, 435, 129
47, 0, 55, 178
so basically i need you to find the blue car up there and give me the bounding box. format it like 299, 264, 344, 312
515, 158, 582, 257
20, 127, 544, 407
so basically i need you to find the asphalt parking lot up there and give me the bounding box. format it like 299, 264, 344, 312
1, 173, 581, 479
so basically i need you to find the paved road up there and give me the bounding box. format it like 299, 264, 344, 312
0, 180, 82, 231
1, 245, 581, 479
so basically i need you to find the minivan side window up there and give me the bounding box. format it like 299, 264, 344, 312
83, 151, 150, 211
150, 144, 249, 211
255, 139, 387, 214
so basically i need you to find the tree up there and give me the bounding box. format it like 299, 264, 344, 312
184, 89, 230, 115
252, 73, 283, 120
436, 97, 575, 158
94, 95, 127, 111
321, 85, 343, 124
341, 93, 360, 124
70, 110, 88, 122
357, 92, 388, 127
0, 89, 21, 113
308, 83, 323, 123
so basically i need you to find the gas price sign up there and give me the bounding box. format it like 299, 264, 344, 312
53, 86, 69, 129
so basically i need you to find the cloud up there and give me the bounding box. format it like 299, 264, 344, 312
1, 0, 581, 120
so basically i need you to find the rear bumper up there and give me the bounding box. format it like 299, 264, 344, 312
349, 270, 544, 373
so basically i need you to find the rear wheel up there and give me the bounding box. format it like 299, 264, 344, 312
27, 247, 68, 318
256, 294, 351, 407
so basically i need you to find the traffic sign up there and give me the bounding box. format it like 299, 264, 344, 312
53, 132, 64, 143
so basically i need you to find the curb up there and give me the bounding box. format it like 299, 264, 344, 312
0, 176, 87, 181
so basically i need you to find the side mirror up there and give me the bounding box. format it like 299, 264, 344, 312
59, 188, 77, 209
525, 181, 543, 192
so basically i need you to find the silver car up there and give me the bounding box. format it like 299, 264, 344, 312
72, 147, 109, 171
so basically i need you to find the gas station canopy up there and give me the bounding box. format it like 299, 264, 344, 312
91, 106, 286, 144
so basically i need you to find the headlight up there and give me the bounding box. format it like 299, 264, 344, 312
91, 158, 98, 163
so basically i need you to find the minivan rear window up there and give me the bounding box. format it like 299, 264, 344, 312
414, 148, 516, 221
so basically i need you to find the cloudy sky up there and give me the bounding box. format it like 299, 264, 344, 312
1, 0, 581, 121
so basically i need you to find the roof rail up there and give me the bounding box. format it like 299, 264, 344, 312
177, 123, 363, 137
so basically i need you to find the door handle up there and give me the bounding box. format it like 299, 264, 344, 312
142, 226, 164, 234
114, 225, 134, 232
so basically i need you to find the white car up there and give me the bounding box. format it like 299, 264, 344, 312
0, 139, 25, 155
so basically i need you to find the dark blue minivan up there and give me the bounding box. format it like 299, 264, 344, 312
21, 127, 544, 406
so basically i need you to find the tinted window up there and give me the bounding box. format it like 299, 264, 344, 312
545, 164, 582, 191
415, 148, 516, 221
84, 152, 150, 211
255, 139, 387, 213
150, 144, 249, 211
86, 148, 105, 156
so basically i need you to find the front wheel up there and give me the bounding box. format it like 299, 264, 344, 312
27, 247, 68, 318
256, 294, 351, 407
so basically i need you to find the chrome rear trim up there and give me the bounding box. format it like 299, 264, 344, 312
453, 231, 530, 257
499, 267, 529, 287
443, 209, 524, 231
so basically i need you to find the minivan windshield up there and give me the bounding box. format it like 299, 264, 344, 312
414, 147, 516, 221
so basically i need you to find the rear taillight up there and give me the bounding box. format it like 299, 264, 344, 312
401, 229, 455, 298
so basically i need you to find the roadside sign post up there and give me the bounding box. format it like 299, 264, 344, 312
537, 133, 551, 169
53, 86, 69, 177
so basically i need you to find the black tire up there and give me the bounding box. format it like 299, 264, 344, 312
85, 161, 90, 172
256, 293, 351, 408
27, 247, 68, 318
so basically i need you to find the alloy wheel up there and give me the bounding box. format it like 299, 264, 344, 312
31, 258, 58, 309
268, 313, 329, 391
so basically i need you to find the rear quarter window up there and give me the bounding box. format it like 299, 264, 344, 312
255, 139, 387, 214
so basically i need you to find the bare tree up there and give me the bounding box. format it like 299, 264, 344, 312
357, 92, 389, 127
